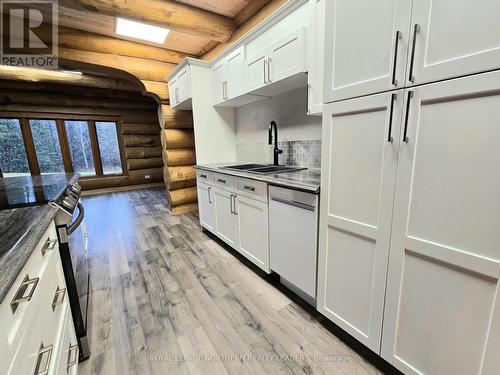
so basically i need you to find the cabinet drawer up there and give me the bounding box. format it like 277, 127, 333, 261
9, 251, 68, 375
196, 170, 213, 184
235, 177, 268, 203
213, 173, 235, 189
0, 223, 59, 350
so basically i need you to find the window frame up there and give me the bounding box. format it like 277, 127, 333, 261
0, 112, 127, 179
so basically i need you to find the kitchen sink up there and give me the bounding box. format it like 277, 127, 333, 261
249, 166, 307, 174
222, 164, 268, 171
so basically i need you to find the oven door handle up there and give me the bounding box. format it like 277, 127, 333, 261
67, 202, 85, 235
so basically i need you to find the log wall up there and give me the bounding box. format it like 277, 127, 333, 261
0, 79, 163, 191
158, 104, 198, 215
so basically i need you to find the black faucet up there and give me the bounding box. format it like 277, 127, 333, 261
268, 120, 283, 166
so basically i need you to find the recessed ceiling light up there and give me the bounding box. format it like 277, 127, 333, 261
115, 18, 170, 44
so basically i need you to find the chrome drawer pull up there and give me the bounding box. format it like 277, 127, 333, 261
52, 286, 66, 311
11, 274, 39, 313
41, 238, 57, 257
34, 342, 53, 375
200, 174, 207, 179
217, 178, 226, 184
67, 343, 79, 372
243, 185, 255, 192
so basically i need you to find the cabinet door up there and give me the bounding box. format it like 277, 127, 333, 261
197, 182, 216, 233
211, 60, 226, 104
269, 27, 306, 84
382, 72, 500, 375
408, 0, 500, 86
307, 0, 326, 115
318, 91, 404, 352
323, 0, 412, 103
226, 46, 246, 99
235, 195, 269, 273
176, 68, 191, 103
213, 187, 238, 248
168, 78, 178, 105
246, 52, 268, 92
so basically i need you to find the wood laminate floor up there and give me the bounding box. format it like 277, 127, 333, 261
75, 187, 384, 375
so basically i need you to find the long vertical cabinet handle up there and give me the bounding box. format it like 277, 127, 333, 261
267, 58, 272, 83
392, 31, 402, 86
403, 91, 414, 143
229, 194, 234, 214
408, 24, 421, 83
207, 187, 212, 204
263, 59, 268, 84
388, 93, 397, 143
232, 195, 238, 215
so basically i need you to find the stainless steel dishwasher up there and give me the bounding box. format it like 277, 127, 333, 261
269, 185, 319, 302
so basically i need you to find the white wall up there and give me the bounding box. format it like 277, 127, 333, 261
235, 88, 322, 143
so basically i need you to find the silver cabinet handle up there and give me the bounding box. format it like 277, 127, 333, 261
408, 24, 421, 83
403, 90, 414, 143
11, 274, 39, 313
229, 194, 234, 214
263, 58, 268, 84
388, 93, 397, 143
175, 86, 180, 103
67, 343, 78, 371
217, 178, 226, 184
200, 173, 207, 179
232, 194, 238, 215
207, 186, 212, 204
52, 286, 66, 311
34, 343, 53, 375
243, 185, 255, 192
41, 238, 57, 257
267, 57, 272, 83
271, 197, 315, 212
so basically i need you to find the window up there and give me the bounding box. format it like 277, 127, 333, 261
0, 115, 124, 179
29, 119, 65, 175
65, 121, 96, 176
0, 119, 30, 177
96, 122, 123, 175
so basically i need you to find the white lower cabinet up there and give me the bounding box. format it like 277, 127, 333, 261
235, 194, 270, 272
197, 172, 270, 273
197, 182, 216, 232
381, 71, 500, 375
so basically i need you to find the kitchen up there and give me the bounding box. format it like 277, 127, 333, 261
0, 0, 499, 374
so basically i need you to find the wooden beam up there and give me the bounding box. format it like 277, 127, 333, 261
141, 80, 169, 101
234, 0, 271, 26
202, 0, 287, 61
0, 65, 139, 91
58, 47, 175, 81
75, 0, 236, 42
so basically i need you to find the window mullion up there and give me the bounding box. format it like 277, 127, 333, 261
88, 120, 103, 176
56, 119, 73, 173
19, 118, 41, 176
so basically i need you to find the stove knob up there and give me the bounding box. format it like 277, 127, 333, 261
62, 197, 75, 209
70, 183, 81, 194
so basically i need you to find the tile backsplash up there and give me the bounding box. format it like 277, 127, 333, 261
236, 140, 321, 169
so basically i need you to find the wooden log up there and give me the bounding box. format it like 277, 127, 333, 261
163, 165, 196, 189
124, 134, 161, 147
168, 186, 197, 207
158, 104, 193, 129
128, 168, 163, 184
161, 129, 194, 149
142, 80, 169, 101
163, 149, 196, 166
126, 146, 162, 159
127, 158, 163, 171
171, 203, 199, 216
76, 0, 235, 42
79, 175, 129, 190
122, 123, 159, 135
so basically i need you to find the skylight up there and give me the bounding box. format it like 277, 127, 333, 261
115, 18, 170, 44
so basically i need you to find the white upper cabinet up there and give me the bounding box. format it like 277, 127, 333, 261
323, 0, 412, 102
211, 59, 226, 105
408, 0, 500, 86
382, 71, 500, 375
212, 46, 249, 105
168, 64, 192, 109
307, 0, 326, 115
318, 90, 404, 352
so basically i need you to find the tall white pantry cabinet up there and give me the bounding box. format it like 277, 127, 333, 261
318, 1, 500, 375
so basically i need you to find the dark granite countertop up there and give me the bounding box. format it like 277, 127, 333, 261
0, 173, 78, 303
195, 163, 321, 193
